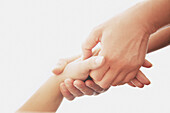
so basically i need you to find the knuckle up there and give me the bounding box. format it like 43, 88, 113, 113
81, 41, 92, 52
92, 26, 102, 34
132, 58, 144, 68
113, 79, 121, 85
86, 81, 94, 88
123, 78, 131, 83
90, 72, 101, 81
138, 60, 144, 67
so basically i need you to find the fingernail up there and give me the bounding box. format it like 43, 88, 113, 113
95, 56, 104, 65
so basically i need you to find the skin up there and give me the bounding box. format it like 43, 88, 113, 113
17, 56, 105, 112
53, 26, 170, 101
16, 27, 170, 113
148, 26, 170, 53
16, 0, 170, 111
81, 0, 170, 88
53, 51, 152, 100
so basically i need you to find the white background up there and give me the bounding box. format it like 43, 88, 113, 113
0, 0, 170, 113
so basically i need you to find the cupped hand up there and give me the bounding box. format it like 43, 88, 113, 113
53, 53, 151, 100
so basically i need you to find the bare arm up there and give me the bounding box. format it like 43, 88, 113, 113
17, 75, 65, 112
16, 56, 104, 112
148, 27, 170, 53
81, 0, 170, 88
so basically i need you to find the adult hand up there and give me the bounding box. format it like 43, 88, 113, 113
82, 7, 153, 88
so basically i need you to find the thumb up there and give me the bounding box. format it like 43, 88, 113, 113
53, 54, 81, 75
52, 59, 67, 75
80, 56, 105, 72
82, 28, 102, 59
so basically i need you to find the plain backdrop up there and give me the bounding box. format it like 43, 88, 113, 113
0, 0, 170, 113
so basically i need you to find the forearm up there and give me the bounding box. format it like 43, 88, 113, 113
144, 0, 170, 32
122, 0, 170, 34
147, 26, 170, 53
17, 75, 66, 112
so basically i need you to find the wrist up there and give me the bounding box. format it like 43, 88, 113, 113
52, 74, 67, 84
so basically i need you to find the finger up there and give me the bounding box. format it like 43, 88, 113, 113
53, 49, 102, 75
142, 59, 152, 68
90, 48, 112, 82
53, 55, 82, 75
127, 82, 136, 87
64, 79, 84, 97
92, 47, 101, 56
117, 82, 125, 86
122, 71, 137, 84
131, 78, 144, 88
53, 58, 68, 75
111, 71, 127, 86
79, 56, 105, 74
65, 54, 81, 63
90, 63, 109, 81
82, 28, 102, 59
85, 80, 105, 93
136, 70, 151, 85
60, 82, 75, 101
96, 69, 119, 89
73, 80, 94, 95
